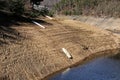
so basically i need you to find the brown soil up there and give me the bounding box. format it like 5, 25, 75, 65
0, 16, 120, 80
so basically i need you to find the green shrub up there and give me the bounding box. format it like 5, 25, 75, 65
28, 11, 40, 18
26, 7, 54, 18
39, 7, 49, 16
9, 0, 25, 15
0, 1, 7, 10
47, 10, 54, 17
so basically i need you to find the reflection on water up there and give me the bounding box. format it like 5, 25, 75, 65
50, 57, 120, 80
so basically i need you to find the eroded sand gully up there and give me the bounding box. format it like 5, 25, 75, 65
0, 18, 120, 80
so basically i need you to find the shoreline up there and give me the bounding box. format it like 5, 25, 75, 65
43, 48, 120, 80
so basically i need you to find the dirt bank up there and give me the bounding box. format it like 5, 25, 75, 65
0, 17, 120, 80
59, 15, 120, 34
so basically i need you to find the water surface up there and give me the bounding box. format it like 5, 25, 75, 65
50, 57, 120, 80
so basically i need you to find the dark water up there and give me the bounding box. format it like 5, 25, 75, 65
50, 57, 120, 80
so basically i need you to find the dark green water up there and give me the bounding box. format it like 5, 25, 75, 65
50, 57, 120, 80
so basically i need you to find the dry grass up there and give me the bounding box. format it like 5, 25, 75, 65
0, 17, 120, 80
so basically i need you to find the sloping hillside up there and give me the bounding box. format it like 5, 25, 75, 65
0, 11, 120, 80
54, 0, 120, 17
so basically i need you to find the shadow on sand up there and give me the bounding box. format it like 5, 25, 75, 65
0, 10, 52, 45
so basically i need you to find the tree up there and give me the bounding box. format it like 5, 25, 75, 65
0, 0, 7, 10
9, 0, 25, 15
